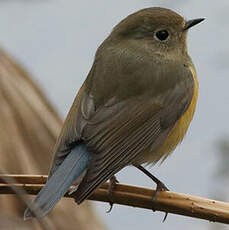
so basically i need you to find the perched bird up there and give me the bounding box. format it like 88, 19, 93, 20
24, 7, 204, 219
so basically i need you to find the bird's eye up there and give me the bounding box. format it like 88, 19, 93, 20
155, 30, 169, 41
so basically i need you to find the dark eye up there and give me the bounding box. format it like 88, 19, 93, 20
155, 30, 169, 41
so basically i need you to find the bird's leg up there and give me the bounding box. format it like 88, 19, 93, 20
135, 165, 169, 198
106, 175, 119, 213
135, 165, 169, 222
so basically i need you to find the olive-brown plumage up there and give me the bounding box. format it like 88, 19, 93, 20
25, 7, 204, 218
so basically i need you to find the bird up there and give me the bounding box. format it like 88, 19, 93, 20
24, 7, 204, 219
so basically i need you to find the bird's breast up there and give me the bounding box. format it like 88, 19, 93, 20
141, 65, 199, 164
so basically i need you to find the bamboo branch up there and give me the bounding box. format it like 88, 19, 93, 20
0, 172, 53, 230
0, 174, 229, 225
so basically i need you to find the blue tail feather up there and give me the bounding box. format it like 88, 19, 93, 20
24, 143, 89, 219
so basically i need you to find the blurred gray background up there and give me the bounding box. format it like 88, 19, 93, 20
1, 0, 228, 229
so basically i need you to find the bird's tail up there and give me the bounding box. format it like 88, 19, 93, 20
24, 143, 89, 220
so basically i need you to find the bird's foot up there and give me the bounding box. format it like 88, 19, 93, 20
152, 181, 169, 201
106, 176, 119, 213
68, 185, 77, 195
152, 181, 169, 222
135, 165, 169, 222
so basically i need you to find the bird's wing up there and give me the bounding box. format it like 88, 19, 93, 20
73, 64, 195, 203
49, 83, 88, 177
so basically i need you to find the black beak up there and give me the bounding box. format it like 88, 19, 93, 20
183, 18, 205, 30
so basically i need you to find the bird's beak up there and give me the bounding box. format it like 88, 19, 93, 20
183, 18, 205, 30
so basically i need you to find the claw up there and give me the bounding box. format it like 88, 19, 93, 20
106, 202, 114, 213
162, 212, 168, 222
106, 176, 118, 213
152, 181, 169, 222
